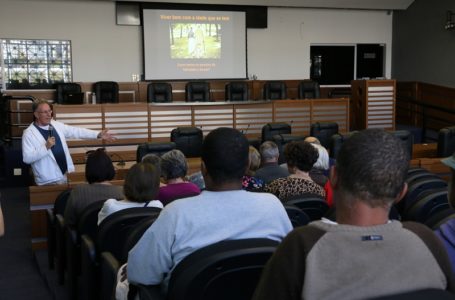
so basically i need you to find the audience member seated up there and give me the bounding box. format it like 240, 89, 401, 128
305, 136, 336, 176
157, 150, 201, 206
97, 163, 163, 225
141, 153, 166, 187
264, 141, 325, 201
255, 141, 289, 184
308, 143, 329, 187
64, 148, 123, 227
253, 129, 455, 300
242, 146, 264, 191
434, 151, 455, 273
125, 127, 293, 295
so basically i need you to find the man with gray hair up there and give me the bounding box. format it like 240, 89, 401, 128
254, 129, 455, 300
255, 141, 289, 184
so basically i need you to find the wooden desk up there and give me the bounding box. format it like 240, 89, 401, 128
29, 180, 124, 249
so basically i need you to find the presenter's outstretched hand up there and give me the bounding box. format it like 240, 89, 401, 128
98, 129, 116, 142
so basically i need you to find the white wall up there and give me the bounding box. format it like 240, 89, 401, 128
0, 0, 392, 82
248, 8, 393, 80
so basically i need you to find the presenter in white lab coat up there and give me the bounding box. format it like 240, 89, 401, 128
22, 100, 115, 185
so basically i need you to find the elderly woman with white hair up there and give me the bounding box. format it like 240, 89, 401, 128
157, 149, 201, 206
309, 143, 330, 187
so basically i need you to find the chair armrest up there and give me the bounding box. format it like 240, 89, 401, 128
100, 251, 120, 300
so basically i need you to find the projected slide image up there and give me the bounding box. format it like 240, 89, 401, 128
170, 23, 221, 59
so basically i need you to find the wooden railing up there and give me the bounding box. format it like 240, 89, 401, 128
396, 82, 455, 141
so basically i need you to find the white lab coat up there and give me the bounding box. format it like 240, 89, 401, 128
22, 120, 99, 185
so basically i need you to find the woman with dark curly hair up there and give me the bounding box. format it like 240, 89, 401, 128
264, 140, 325, 201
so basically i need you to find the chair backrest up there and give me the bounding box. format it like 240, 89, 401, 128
185, 82, 210, 102
284, 194, 329, 221
437, 126, 455, 157
97, 207, 162, 263
136, 142, 176, 162
225, 82, 248, 101
263, 81, 287, 100
77, 200, 106, 241
147, 82, 173, 103
402, 177, 448, 212
298, 80, 320, 99
55, 83, 83, 104
390, 130, 414, 159
122, 217, 159, 263
94, 81, 119, 103
284, 204, 310, 227
53, 188, 72, 215
261, 122, 291, 143
404, 187, 449, 222
170, 127, 203, 158
167, 238, 279, 300
328, 131, 358, 159
310, 122, 339, 149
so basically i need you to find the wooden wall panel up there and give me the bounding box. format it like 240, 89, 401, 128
103, 103, 149, 145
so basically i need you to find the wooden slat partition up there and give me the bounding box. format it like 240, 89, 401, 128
311, 99, 350, 133
103, 103, 149, 145
53, 104, 103, 147
50, 99, 350, 147
193, 104, 234, 136
351, 79, 396, 130
234, 102, 273, 138
149, 104, 193, 141
273, 100, 311, 136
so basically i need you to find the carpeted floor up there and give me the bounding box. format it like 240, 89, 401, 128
0, 187, 54, 300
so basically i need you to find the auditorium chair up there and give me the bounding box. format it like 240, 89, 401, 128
328, 131, 358, 159
400, 177, 448, 214
93, 81, 119, 103
65, 200, 105, 300
170, 127, 203, 158
185, 81, 210, 102
46, 188, 72, 271
55, 82, 84, 104
261, 122, 291, 143
132, 238, 279, 300
136, 141, 176, 162
284, 204, 310, 227
100, 215, 162, 300
225, 82, 248, 101
390, 130, 414, 159
263, 81, 287, 100
298, 80, 320, 99
284, 194, 329, 221
403, 187, 449, 223
147, 82, 173, 103
81, 207, 161, 300
437, 126, 455, 157
310, 122, 339, 149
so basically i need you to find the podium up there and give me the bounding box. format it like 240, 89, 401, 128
350, 79, 396, 131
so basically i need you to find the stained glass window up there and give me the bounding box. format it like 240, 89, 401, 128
0, 39, 72, 89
